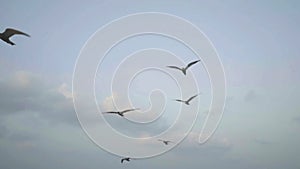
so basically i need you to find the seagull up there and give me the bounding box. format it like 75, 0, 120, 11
0, 28, 30, 45
167, 60, 201, 75
102, 108, 139, 117
121, 157, 131, 163
158, 139, 173, 145
174, 94, 199, 105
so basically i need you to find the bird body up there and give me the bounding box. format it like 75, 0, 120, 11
0, 28, 30, 45
102, 108, 139, 117
174, 94, 199, 105
158, 139, 173, 145
167, 60, 200, 75
121, 157, 131, 163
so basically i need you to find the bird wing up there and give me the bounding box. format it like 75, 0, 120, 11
185, 60, 200, 70
187, 94, 198, 102
167, 66, 182, 71
3, 28, 30, 38
121, 157, 131, 163
174, 99, 184, 103
121, 108, 139, 114
102, 111, 118, 114
158, 139, 172, 142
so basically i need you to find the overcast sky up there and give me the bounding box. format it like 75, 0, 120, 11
1, 0, 300, 169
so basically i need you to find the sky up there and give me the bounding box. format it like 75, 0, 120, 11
1, 0, 300, 169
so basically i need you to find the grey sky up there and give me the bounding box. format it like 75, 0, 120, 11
1, 0, 300, 169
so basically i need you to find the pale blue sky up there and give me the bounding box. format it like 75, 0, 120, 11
0, 0, 300, 169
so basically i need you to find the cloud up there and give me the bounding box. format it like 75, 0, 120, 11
0, 71, 171, 140
0, 71, 77, 126
0, 71, 43, 114
183, 131, 232, 149
101, 92, 118, 111
8, 131, 39, 142
163, 137, 235, 169
0, 115, 42, 150
5, 130, 39, 149
58, 83, 73, 99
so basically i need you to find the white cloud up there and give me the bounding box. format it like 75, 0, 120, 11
58, 83, 73, 99
101, 92, 118, 111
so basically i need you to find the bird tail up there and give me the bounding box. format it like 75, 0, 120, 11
6, 40, 15, 46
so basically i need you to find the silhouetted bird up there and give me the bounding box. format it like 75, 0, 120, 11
0, 28, 30, 45
121, 157, 131, 163
158, 139, 173, 145
167, 60, 200, 75
102, 108, 139, 117
174, 94, 199, 105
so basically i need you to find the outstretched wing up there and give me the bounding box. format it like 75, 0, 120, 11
187, 94, 198, 102
158, 139, 172, 142
121, 108, 139, 114
102, 111, 118, 114
174, 99, 184, 103
185, 60, 200, 70
167, 66, 182, 71
3, 28, 30, 38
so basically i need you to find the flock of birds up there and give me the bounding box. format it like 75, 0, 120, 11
102, 60, 201, 163
1, 27, 201, 164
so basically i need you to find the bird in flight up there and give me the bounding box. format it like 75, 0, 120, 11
102, 108, 139, 117
174, 94, 199, 105
167, 60, 201, 75
0, 28, 30, 45
121, 157, 131, 163
158, 139, 173, 145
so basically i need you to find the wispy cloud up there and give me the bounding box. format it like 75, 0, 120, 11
101, 92, 118, 111
58, 83, 73, 99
